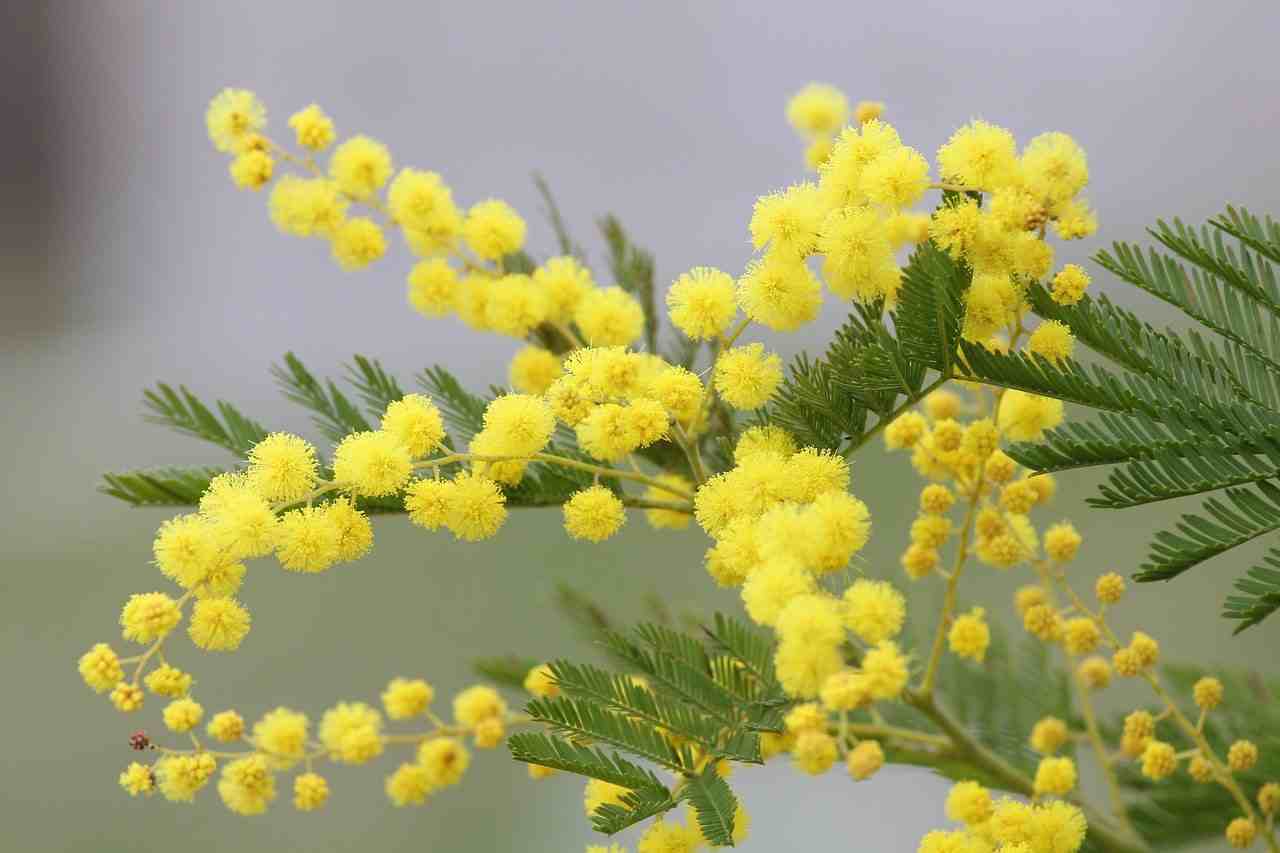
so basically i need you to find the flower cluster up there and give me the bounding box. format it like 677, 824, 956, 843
76, 83, 1280, 853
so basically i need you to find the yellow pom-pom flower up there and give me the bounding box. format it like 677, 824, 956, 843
508, 346, 563, 394
144, 662, 193, 697
575, 287, 645, 347
120, 592, 182, 644
330, 216, 387, 270
319, 701, 384, 765
998, 390, 1065, 442
847, 740, 885, 781
247, 433, 319, 503
1027, 320, 1075, 364
418, 737, 471, 787
206, 88, 266, 153
948, 608, 991, 663
163, 698, 204, 733
563, 485, 626, 542
749, 183, 824, 257
288, 104, 334, 151
293, 772, 330, 811
78, 643, 123, 692
444, 473, 507, 541
253, 707, 309, 768
328, 135, 393, 201
843, 579, 906, 645
268, 176, 348, 238
229, 151, 273, 190
463, 199, 526, 261
936, 119, 1019, 190
714, 343, 782, 409
1095, 572, 1126, 604
1051, 264, 1090, 305
1228, 740, 1259, 772
1034, 756, 1078, 796
666, 266, 737, 340
332, 430, 413, 496
382, 677, 435, 719
946, 781, 993, 825
275, 506, 342, 572
407, 258, 459, 316
207, 710, 245, 742
188, 597, 251, 651
1030, 716, 1069, 755
786, 83, 848, 136
1193, 676, 1224, 711
737, 251, 823, 332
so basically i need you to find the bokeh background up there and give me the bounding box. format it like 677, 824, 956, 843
4, 2, 1280, 851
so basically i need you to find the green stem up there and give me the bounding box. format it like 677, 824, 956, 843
840, 374, 949, 458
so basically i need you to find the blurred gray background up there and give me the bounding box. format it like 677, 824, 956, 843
3, 1, 1279, 851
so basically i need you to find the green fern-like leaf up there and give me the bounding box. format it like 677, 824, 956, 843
506, 731, 671, 793
344, 355, 405, 420
681, 766, 739, 847
100, 466, 226, 506
590, 785, 680, 835
141, 383, 269, 457
271, 352, 373, 443
524, 695, 697, 774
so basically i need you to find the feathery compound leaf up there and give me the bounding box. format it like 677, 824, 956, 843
895, 240, 966, 374
1089, 446, 1280, 509
344, 355, 405, 420
533, 172, 587, 261
271, 352, 372, 443
591, 786, 680, 835
142, 383, 269, 457
681, 766, 738, 847
1136, 481, 1280, 582
415, 365, 490, 446
598, 214, 658, 353
506, 731, 670, 792
524, 695, 698, 774
472, 655, 542, 690
1223, 549, 1280, 632
100, 466, 226, 506
705, 613, 777, 687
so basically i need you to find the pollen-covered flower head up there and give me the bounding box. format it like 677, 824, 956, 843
533, 256, 594, 321
508, 346, 563, 395
844, 579, 906, 645
319, 701, 384, 765
246, 432, 319, 503
714, 343, 782, 410
120, 592, 182, 644
444, 472, 507, 541
482, 393, 556, 457
818, 205, 897, 303
253, 707, 309, 769
269, 176, 349, 238
484, 274, 551, 338
998, 390, 1065, 442
155, 753, 217, 802
860, 145, 930, 210
1028, 320, 1076, 364
275, 505, 342, 572
288, 104, 335, 151
189, 597, 251, 651
737, 251, 823, 332
562, 485, 626, 542
1021, 132, 1089, 204
575, 287, 645, 347
331, 217, 388, 271
785, 83, 849, 137
936, 119, 1019, 190
206, 88, 266, 153
750, 183, 824, 257
666, 266, 737, 340
463, 199, 526, 261
78, 643, 123, 692
332, 430, 413, 497
328, 135, 393, 201
387, 168, 458, 234
948, 608, 991, 662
